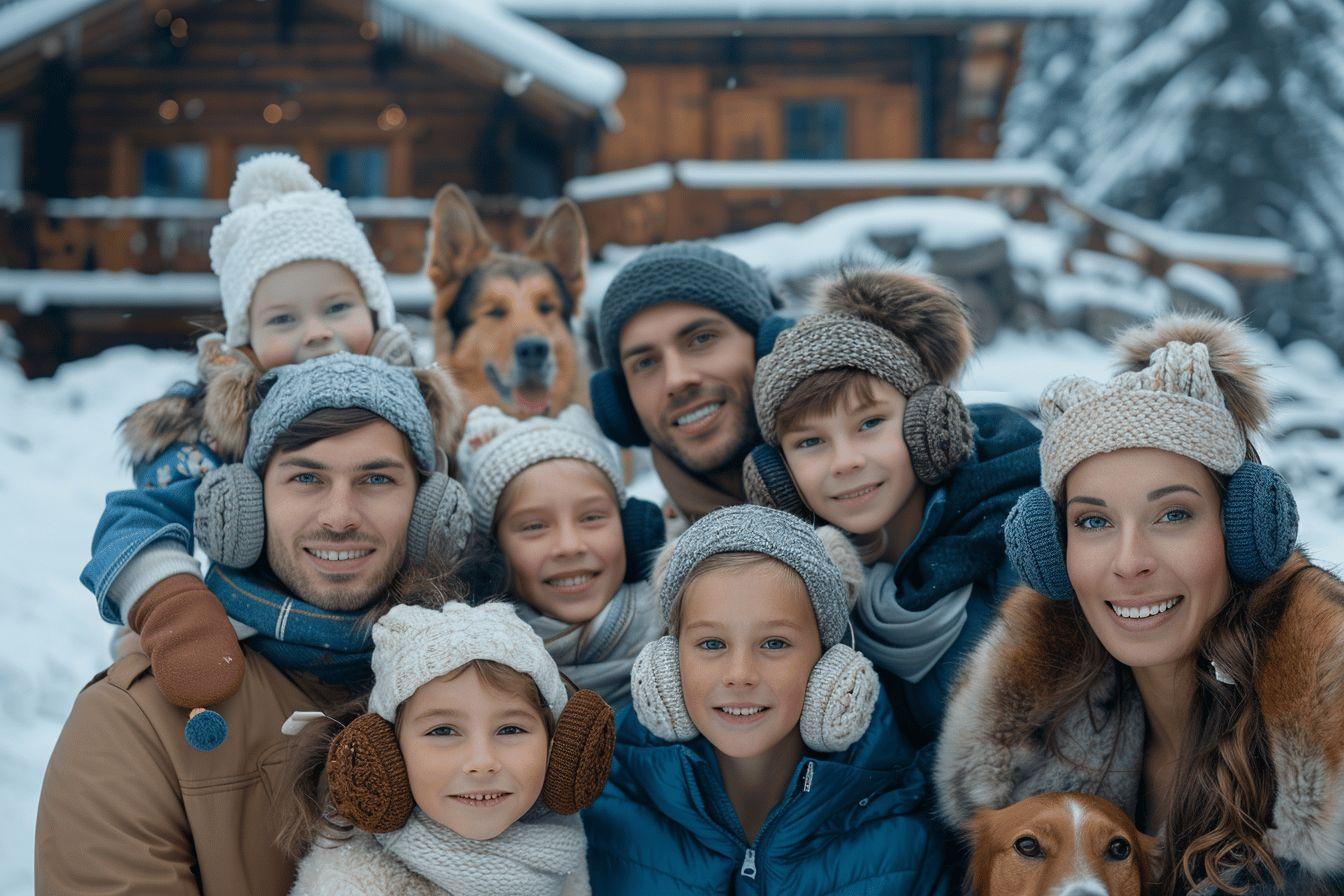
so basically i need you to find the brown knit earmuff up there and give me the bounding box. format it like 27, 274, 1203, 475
901, 383, 974, 485
542, 688, 616, 815
325, 689, 615, 833
327, 713, 414, 834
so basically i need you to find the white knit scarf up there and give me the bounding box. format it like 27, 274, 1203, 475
855, 562, 972, 683
375, 808, 588, 896
515, 583, 662, 708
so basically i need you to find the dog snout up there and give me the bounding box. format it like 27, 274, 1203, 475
1052, 882, 1108, 896
515, 336, 551, 371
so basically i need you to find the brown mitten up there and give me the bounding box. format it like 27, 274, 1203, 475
129, 574, 245, 709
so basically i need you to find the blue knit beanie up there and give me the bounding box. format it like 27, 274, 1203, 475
590, 242, 778, 446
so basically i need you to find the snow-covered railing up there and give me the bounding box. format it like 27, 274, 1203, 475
673, 159, 1066, 190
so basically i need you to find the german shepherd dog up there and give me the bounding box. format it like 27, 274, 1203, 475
427, 184, 588, 419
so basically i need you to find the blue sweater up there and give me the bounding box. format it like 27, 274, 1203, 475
585, 688, 952, 896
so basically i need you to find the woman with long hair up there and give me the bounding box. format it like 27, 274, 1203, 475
935, 315, 1344, 895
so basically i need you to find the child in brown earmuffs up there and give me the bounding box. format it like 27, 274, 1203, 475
290, 600, 614, 896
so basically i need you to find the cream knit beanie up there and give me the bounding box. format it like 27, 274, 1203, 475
455, 405, 625, 534
1039, 315, 1268, 499
209, 153, 395, 347
368, 601, 569, 722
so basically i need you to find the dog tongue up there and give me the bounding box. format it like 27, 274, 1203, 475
514, 389, 550, 416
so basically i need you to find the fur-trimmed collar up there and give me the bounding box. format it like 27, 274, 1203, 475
935, 552, 1344, 879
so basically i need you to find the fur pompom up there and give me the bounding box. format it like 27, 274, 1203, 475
815, 267, 973, 385
413, 365, 468, 470
1114, 314, 1270, 436
202, 354, 263, 463
227, 153, 321, 211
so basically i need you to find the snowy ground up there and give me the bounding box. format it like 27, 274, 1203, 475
2, 325, 1342, 892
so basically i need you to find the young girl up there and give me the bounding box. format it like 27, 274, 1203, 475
288, 599, 614, 895
936, 316, 1344, 895
78, 153, 462, 745
586, 503, 951, 895
744, 268, 1040, 744
456, 404, 665, 708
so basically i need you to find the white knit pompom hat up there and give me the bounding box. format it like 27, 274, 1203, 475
209, 153, 395, 347
455, 404, 626, 534
368, 601, 569, 723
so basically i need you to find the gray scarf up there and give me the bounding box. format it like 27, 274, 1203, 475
376, 808, 588, 896
855, 562, 972, 683
515, 583, 661, 709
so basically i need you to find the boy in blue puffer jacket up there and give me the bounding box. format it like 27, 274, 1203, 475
585, 504, 950, 895
744, 267, 1040, 745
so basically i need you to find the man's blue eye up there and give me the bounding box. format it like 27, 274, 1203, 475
366, 474, 392, 485
699, 639, 725, 651
690, 331, 716, 346
631, 356, 655, 373
762, 638, 789, 650
294, 472, 319, 485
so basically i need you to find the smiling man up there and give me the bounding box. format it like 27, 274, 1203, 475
589, 242, 783, 526
35, 354, 471, 896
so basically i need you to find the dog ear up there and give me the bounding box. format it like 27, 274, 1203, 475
964, 807, 998, 895
428, 184, 494, 301
1136, 831, 1161, 890
525, 198, 588, 314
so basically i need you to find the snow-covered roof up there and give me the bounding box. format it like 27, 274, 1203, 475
0, 0, 106, 55
503, 0, 1132, 21
0, 0, 625, 120
675, 159, 1066, 190
370, 0, 624, 116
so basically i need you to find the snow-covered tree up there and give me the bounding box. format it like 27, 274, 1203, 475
1002, 0, 1344, 350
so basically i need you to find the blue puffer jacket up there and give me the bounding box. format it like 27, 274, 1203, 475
854, 403, 1041, 745
585, 687, 952, 896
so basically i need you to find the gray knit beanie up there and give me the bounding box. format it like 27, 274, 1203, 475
596, 241, 776, 369
1038, 315, 1267, 499
244, 353, 438, 473
655, 504, 859, 650
455, 404, 625, 534
753, 268, 973, 449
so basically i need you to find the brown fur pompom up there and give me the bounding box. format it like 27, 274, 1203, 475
201, 355, 263, 462
414, 365, 468, 471
1114, 314, 1270, 437
815, 267, 973, 385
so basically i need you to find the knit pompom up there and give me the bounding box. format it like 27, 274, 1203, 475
648, 539, 680, 619
814, 267, 973, 385
1114, 314, 1270, 437
815, 527, 863, 610
227, 152, 322, 210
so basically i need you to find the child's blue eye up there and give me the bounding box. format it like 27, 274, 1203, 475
793, 436, 821, 450
859, 417, 884, 432
1074, 515, 1109, 531
497, 725, 527, 736
427, 725, 458, 737
266, 314, 294, 327
1160, 508, 1191, 524
698, 638, 725, 651
326, 301, 353, 315
761, 638, 790, 650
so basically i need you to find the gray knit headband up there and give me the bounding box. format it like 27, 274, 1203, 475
754, 313, 929, 447
244, 353, 437, 472
1039, 340, 1245, 499
657, 504, 851, 649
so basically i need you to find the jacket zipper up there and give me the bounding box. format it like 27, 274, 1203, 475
739, 760, 816, 885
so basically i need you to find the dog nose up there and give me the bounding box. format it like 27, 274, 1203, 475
515, 336, 550, 371
1056, 883, 1108, 896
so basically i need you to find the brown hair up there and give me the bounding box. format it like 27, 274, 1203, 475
1035, 550, 1287, 894
774, 368, 884, 439
665, 551, 802, 634
277, 656, 556, 858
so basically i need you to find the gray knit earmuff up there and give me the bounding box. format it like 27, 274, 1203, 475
629, 506, 878, 753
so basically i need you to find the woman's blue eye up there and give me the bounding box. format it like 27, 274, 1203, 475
427, 725, 458, 737
698, 639, 725, 651
1075, 515, 1109, 531
1161, 508, 1191, 523
859, 417, 884, 431
761, 638, 790, 650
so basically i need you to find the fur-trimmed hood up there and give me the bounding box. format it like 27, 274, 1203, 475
935, 551, 1344, 881
119, 330, 467, 471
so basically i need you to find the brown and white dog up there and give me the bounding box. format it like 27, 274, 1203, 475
427, 184, 588, 420
966, 792, 1157, 896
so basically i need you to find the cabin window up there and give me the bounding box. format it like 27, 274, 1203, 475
326, 147, 387, 197
784, 100, 846, 160
0, 123, 20, 192
142, 144, 207, 197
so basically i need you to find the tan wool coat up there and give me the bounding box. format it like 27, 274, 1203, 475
35, 647, 350, 896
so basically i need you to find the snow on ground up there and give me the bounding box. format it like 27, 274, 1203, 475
2, 324, 1343, 891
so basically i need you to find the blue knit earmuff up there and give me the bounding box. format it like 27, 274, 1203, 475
619, 496, 666, 582
1004, 461, 1299, 602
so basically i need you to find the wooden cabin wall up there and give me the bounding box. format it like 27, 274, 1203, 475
9, 0, 508, 200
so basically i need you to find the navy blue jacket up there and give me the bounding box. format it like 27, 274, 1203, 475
585, 688, 952, 896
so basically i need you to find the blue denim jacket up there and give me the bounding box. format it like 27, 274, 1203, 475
81, 436, 220, 624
